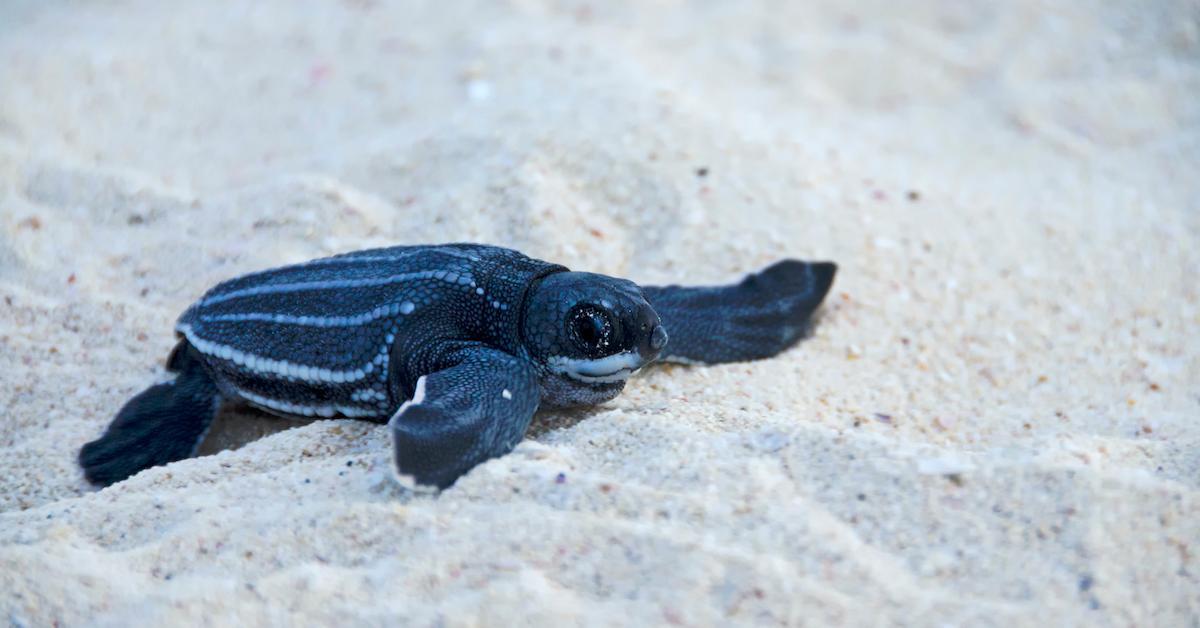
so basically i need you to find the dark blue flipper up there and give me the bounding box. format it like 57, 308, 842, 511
79, 341, 221, 487
642, 259, 836, 365
389, 346, 540, 489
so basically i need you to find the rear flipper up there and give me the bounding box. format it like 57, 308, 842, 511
642, 259, 836, 365
79, 341, 221, 487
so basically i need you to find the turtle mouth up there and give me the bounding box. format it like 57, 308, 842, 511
569, 366, 638, 383
548, 352, 647, 384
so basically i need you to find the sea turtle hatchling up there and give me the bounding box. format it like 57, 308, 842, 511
80, 243, 836, 489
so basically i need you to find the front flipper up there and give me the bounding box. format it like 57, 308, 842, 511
643, 259, 836, 365
388, 346, 541, 489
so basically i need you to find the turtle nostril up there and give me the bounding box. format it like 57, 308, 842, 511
649, 325, 668, 351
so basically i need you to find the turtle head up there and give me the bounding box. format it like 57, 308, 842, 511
521, 271, 667, 405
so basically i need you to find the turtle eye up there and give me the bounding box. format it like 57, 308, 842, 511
568, 305, 615, 356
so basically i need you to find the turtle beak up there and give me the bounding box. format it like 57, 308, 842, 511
649, 324, 668, 354
636, 305, 667, 363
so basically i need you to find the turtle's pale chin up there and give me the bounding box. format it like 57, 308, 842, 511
547, 352, 647, 384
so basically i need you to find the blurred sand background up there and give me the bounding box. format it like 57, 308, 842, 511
1, 0, 1198, 625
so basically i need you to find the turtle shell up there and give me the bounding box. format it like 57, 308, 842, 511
175, 243, 564, 421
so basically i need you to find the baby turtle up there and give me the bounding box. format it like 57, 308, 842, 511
80, 243, 836, 489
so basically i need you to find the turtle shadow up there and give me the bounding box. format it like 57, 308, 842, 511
196, 400, 602, 456
526, 405, 599, 439
195, 403, 314, 456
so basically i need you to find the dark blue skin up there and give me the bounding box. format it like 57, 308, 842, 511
79, 243, 835, 489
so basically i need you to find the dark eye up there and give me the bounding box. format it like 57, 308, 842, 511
568, 305, 614, 355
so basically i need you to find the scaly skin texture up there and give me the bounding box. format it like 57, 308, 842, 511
176, 243, 564, 420
643, 260, 837, 365
388, 346, 541, 489
79, 243, 835, 489
520, 271, 664, 407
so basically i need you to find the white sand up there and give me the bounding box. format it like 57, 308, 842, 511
2, 0, 1198, 625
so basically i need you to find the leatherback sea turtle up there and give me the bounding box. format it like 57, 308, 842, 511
80, 243, 836, 489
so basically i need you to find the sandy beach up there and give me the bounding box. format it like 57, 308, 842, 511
2, 0, 1198, 625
